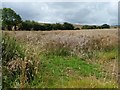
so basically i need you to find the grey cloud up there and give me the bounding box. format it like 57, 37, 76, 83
2, 2, 118, 25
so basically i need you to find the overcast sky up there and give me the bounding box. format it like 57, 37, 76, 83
2, 1, 118, 25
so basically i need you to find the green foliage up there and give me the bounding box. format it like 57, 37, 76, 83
82, 25, 90, 29
62, 22, 74, 30
21, 20, 33, 30
101, 24, 110, 29
2, 8, 22, 30
2, 34, 40, 88
20, 21, 75, 31
2, 33, 25, 88
82, 24, 110, 29
82, 25, 98, 29
2, 33, 25, 65
52, 23, 63, 30
43, 24, 53, 30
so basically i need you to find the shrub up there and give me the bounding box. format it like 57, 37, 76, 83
62, 22, 74, 30
2, 33, 40, 88
52, 23, 63, 30
2, 33, 25, 65
101, 24, 110, 29
2, 33, 25, 88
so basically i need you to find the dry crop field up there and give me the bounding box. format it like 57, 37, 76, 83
2, 29, 118, 88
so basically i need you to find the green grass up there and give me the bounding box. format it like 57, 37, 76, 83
95, 47, 118, 63
99, 49, 117, 59
30, 54, 105, 88
57, 78, 118, 88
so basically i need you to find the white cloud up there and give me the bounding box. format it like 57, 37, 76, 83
2, 2, 118, 25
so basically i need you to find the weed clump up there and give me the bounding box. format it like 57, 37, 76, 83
2, 33, 40, 88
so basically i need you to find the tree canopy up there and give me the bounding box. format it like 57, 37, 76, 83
2, 8, 22, 30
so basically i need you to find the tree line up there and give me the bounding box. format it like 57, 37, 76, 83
81, 24, 110, 29
1, 8, 110, 31
20, 20, 75, 31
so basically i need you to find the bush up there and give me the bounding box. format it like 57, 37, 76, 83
101, 24, 110, 29
2, 33, 25, 65
62, 22, 74, 30
43, 24, 53, 30
52, 23, 63, 30
2, 33, 40, 88
81, 25, 91, 29
2, 33, 25, 88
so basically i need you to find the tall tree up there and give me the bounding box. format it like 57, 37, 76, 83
2, 8, 22, 30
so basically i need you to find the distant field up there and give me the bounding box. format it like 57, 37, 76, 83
3, 29, 118, 39
3, 29, 118, 88
4, 29, 118, 47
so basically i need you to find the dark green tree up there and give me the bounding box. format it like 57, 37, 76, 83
63, 22, 74, 30
21, 20, 33, 30
81, 25, 89, 29
2, 8, 22, 30
101, 24, 110, 29
52, 23, 63, 30
43, 24, 52, 30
